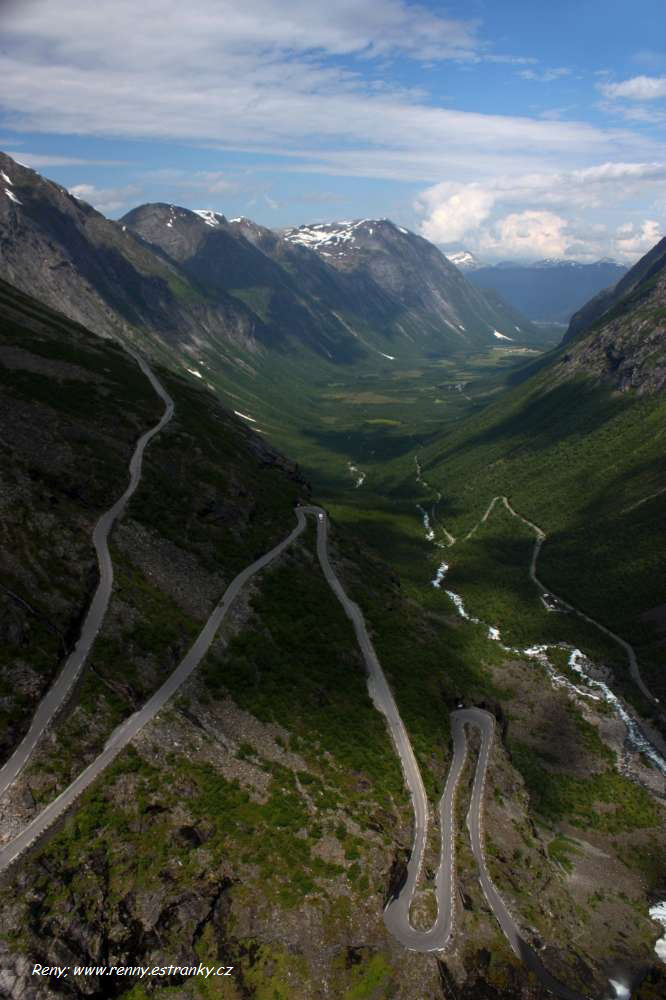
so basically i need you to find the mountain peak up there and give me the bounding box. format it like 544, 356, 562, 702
193, 209, 226, 228
445, 250, 481, 270
282, 218, 411, 261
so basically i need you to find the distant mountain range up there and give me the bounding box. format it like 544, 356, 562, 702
0, 152, 545, 387
446, 252, 628, 324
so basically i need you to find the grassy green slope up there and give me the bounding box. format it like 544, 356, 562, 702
0, 276, 304, 764
2, 280, 665, 997
417, 370, 666, 705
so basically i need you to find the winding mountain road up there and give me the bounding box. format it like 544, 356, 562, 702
0, 501, 588, 997
0, 509, 309, 871
459, 711, 587, 1000
305, 508, 588, 997
0, 353, 174, 800
480, 496, 660, 712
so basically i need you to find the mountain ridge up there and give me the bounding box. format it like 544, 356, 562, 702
565, 237, 666, 343
461, 255, 629, 324
558, 237, 666, 393
124, 206, 545, 356
1, 150, 545, 383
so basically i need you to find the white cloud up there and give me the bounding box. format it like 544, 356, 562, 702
416, 183, 494, 242
486, 55, 538, 66
599, 103, 666, 125
479, 210, 570, 258
179, 171, 236, 194
1, 0, 664, 188
415, 162, 666, 261
538, 107, 575, 121
2, 0, 482, 71
68, 182, 139, 214
518, 67, 571, 83
599, 75, 666, 101
4, 151, 130, 167
613, 220, 662, 257
3, 0, 666, 258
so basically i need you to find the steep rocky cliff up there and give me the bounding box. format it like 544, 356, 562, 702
558, 237, 666, 393
0, 154, 260, 359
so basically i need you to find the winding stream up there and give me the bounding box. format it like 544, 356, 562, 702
414, 473, 666, 991
414, 480, 666, 776
347, 462, 366, 488
649, 902, 666, 964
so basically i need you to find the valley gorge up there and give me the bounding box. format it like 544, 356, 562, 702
1, 150, 665, 1000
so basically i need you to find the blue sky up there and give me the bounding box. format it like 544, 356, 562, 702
1, 0, 665, 260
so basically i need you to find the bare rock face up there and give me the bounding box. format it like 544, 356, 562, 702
281, 218, 544, 350
0, 152, 261, 356
0, 947, 39, 1000
1, 150, 544, 371
559, 237, 666, 394
559, 307, 666, 394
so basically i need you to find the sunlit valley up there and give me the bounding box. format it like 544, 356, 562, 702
1, 3, 666, 999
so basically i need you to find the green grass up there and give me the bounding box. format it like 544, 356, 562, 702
440, 501, 627, 671
415, 373, 666, 707
228, 286, 272, 322
509, 740, 660, 832
201, 527, 406, 813
167, 273, 202, 304
547, 835, 580, 872
344, 953, 392, 999
21, 743, 343, 915
328, 522, 506, 797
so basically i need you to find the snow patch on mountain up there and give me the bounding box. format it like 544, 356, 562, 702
446, 250, 480, 269
283, 218, 400, 255
1, 171, 13, 186
4, 188, 22, 205
195, 209, 223, 228
283, 220, 365, 250
493, 330, 513, 341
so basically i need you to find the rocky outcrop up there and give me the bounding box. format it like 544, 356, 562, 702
0, 152, 261, 358
558, 237, 666, 393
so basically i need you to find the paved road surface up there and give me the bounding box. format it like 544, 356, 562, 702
299, 506, 432, 946
0, 354, 174, 800
0, 510, 308, 871
497, 495, 660, 713
463, 494, 659, 711
462, 710, 587, 1000
303, 506, 588, 997
0, 503, 590, 997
